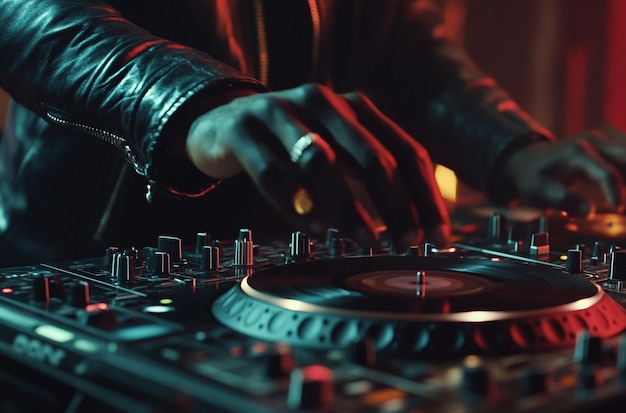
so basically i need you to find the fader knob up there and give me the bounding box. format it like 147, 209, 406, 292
609, 250, 626, 280
103, 246, 119, 268
574, 330, 603, 365
195, 232, 210, 254
519, 366, 547, 396
32, 275, 51, 302
153, 251, 171, 276
234, 228, 254, 266
289, 231, 311, 261
200, 245, 220, 272
114, 253, 135, 284
349, 338, 377, 367
487, 212, 502, 242
67, 281, 90, 307
328, 237, 345, 257
462, 356, 489, 396
78, 307, 116, 330
265, 345, 294, 378
325, 228, 339, 246
565, 249, 583, 274
529, 232, 550, 256
287, 365, 333, 409
157, 235, 182, 262
590, 242, 605, 265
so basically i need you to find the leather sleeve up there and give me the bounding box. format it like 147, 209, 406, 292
0, 0, 265, 196
356, 0, 554, 203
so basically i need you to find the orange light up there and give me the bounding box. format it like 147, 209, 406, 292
85, 303, 109, 312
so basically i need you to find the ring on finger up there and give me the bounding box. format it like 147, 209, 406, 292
290, 132, 323, 163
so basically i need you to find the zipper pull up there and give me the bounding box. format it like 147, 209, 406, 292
146, 181, 154, 203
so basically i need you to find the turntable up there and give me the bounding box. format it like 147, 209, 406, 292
3, 222, 626, 412
214, 255, 626, 355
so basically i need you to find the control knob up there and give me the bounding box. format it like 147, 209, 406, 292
287, 365, 333, 409
234, 228, 254, 266
289, 231, 310, 261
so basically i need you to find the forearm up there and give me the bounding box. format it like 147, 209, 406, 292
0, 0, 264, 191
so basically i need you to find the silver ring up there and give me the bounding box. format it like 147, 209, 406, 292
290, 132, 321, 163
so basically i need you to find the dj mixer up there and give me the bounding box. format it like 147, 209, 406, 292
2, 211, 626, 412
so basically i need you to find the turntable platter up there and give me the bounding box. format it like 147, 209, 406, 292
213, 256, 626, 355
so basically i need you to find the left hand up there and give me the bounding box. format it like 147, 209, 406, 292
503, 125, 626, 216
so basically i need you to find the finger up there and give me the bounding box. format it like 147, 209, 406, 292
222, 126, 324, 232
277, 84, 422, 250
579, 128, 626, 163
247, 96, 378, 245
560, 139, 625, 210
344, 92, 451, 247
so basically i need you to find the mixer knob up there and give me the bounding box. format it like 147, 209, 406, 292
200, 245, 220, 272
67, 281, 90, 307
358, 246, 373, 256
519, 366, 547, 397
32, 274, 51, 302
590, 242, 605, 266
32, 274, 64, 302
78, 306, 116, 330
565, 249, 583, 274
234, 228, 254, 266
113, 253, 136, 284
264, 345, 294, 378
289, 231, 311, 261
529, 232, 550, 256
238, 228, 252, 241
103, 246, 119, 268
157, 235, 182, 262
328, 237, 345, 257
195, 232, 210, 255
487, 212, 502, 242
152, 251, 171, 276
287, 365, 333, 409
125, 247, 141, 264
349, 337, 377, 367
462, 356, 490, 396
609, 250, 626, 281
574, 330, 603, 365
325, 228, 340, 246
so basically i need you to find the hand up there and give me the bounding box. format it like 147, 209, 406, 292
504, 125, 626, 216
185, 83, 450, 249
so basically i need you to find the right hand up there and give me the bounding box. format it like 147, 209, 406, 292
185, 83, 450, 250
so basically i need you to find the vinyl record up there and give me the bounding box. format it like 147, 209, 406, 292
242, 256, 598, 316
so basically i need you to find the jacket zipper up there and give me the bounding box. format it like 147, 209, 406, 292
45, 111, 142, 174
45, 111, 140, 240
254, 0, 321, 85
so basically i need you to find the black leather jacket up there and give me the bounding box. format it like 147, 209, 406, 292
0, 0, 550, 265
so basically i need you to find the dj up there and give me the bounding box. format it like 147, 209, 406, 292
1, 0, 625, 266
